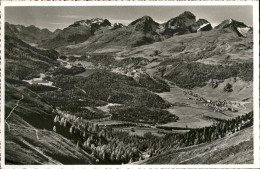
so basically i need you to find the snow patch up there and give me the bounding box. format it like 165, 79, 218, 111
197, 23, 211, 32
237, 27, 250, 37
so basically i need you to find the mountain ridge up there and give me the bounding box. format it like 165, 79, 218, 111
5, 22, 60, 44
6, 11, 251, 51
40, 11, 214, 49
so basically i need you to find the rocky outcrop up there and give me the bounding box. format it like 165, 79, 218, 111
111, 23, 125, 30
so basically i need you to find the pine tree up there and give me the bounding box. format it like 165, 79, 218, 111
76, 141, 80, 149
53, 126, 56, 132
69, 126, 73, 134
116, 152, 121, 161
102, 151, 106, 160
110, 151, 115, 161
54, 115, 58, 123
60, 117, 64, 126
139, 157, 142, 161
83, 141, 88, 147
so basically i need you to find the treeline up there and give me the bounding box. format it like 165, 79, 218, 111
52, 112, 140, 164
52, 110, 253, 164
157, 111, 253, 146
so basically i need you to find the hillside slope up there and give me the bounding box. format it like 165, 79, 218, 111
5, 22, 59, 44
139, 126, 253, 164
5, 35, 59, 80
5, 84, 96, 164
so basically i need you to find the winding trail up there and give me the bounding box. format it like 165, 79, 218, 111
5, 95, 24, 131
5, 95, 24, 121
5, 95, 41, 140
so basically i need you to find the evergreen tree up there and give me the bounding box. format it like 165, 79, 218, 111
53, 126, 56, 132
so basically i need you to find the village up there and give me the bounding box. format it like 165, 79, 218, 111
111, 67, 146, 78
183, 90, 239, 113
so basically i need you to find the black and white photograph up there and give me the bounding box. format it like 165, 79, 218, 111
1, 1, 259, 167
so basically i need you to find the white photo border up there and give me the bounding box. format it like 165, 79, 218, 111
1, 1, 259, 168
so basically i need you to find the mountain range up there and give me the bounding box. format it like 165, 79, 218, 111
5, 11, 252, 51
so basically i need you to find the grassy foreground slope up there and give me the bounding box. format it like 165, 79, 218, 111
139, 126, 253, 164
5, 84, 96, 164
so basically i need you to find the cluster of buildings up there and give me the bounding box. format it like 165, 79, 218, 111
111, 67, 146, 78
184, 90, 238, 113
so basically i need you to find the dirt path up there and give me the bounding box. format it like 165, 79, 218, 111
5, 95, 24, 121
5, 95, 43, 140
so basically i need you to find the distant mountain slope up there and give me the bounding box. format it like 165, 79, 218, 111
5, 84, 96, 164
43, 16, 163, 51
43, 11, 214, 52
114, 24, 253, 89
41, 18, 112, 49
139, 126, 253, 164
5, 22, 59, 44
5, 35, 59, 80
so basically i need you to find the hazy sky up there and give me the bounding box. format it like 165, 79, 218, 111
5, 6, 253, 31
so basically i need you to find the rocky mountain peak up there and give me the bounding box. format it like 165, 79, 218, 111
196, 19, 212, 32
215, 19, 250, 37
196, 19, 210, 26
129, 15, 159, 32
215, 19, 248, 30
178, 11, 196, 19
160, 11, 197, 36
129, 15, 157, 25
141, 15, 153, 21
